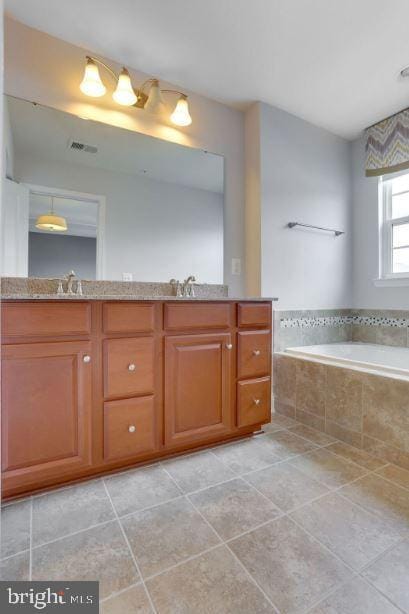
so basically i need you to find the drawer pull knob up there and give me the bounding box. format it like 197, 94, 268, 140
226, 343, 233, 350
253, 398, 261, 406
253, 349, 261, 356
83, 355, 91, 363
128, 425, 136, 433
128, 363, 136, 372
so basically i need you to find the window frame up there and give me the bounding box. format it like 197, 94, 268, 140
379, 174, 409, 281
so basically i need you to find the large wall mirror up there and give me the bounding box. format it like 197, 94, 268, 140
3, 95, 224, 283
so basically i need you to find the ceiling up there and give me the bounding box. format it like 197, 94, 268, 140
8, 96, 224, 193
29, 193, 98, 238
5, 0, 409, 139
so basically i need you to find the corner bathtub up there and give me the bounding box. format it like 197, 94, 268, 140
285, 342, 409, 380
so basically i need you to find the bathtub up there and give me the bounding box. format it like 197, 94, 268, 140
285, 342, 409, 380
274, 341, 409, 470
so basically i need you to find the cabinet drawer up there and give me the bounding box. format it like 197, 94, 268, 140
104, 396, 156, 462
237, 377, 271, 427
164, 303, 232, 331
238, 330, 271, 379
103, 302, 155, 334
2, 302, 91, 338
238, 303, 271, 328
104, 337, 154, 399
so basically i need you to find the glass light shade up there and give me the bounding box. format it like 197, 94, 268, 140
170, 95, 192, 126
113, 68, 137, 106
80, 58, 106, 97
144, 81, 166, 114
35, 214, 68, 232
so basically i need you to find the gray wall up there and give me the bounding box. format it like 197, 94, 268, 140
17, 155, 224, 284
28, 232, 97, 279
251, 102, 352, 310
351, 135, 409, 310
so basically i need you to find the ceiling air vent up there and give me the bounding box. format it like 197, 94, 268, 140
68, 139, 98, 154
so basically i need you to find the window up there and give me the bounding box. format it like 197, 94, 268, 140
379, 172, 409, 281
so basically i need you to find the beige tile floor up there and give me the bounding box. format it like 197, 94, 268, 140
1, 414, 409, 613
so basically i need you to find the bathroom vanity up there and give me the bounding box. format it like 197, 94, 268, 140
2, 297, 273, 498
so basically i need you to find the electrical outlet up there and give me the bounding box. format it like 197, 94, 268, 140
122, 273, 133, 281
231, 258, 241, 275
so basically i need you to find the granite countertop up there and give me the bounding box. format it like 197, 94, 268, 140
0, 278, 277, 302
2, 294, 277, 302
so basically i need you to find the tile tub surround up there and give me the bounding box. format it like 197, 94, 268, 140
274, 353, 409, 470
274, 308, 409, 351
2, 415, 408, 613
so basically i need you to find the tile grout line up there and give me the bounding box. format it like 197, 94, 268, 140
289, 509, 406, 579
1, 549, 31, 563
356, 534, 409, 576
141, 543, 225, 583
301, 574, 361, 614
115, 494, 185, 522
30, 518, 118, 552
357, 562, 408, 614
101, 479, 158, 614
99, 582, 141, 605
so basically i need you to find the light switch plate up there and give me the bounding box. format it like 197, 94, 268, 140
231, 258, 241, 275
122, 273, 133, 281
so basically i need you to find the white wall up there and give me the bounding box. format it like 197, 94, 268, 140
246, 102, 353, 310
351, 135, 409, 309
16, 154, 224, 283
4, 17, 244, 293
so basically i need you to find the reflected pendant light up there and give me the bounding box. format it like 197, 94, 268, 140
35, 197, 68, 232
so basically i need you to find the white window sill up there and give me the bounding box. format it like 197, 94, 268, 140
374, 277, 409, 287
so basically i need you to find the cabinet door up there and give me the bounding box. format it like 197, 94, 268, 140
2, 341, 92, 495
165, 333, 233, 446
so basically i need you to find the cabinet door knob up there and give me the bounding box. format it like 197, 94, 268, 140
253, 398, 261, 405
128, 425, 136, 433
226, 343, 233, 350
83, 355, 91, 363
253, 349, 261, 356
128, 363, 136, 372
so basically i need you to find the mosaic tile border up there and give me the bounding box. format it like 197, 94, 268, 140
280, 315, 409, 329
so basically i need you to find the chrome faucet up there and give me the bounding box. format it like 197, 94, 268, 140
66, 270, 77, 295
181, 275, 196, 297
58, 270, 82, 296
170, 279, 183, 297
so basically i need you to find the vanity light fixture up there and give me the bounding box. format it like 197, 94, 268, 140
79, 55, 192, 126
35, 197, 68, 232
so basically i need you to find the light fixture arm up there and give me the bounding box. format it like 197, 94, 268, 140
161, 89, 186, 97
86, 55, 118, 84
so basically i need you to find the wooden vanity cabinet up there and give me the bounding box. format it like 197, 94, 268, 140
164, 332, 233, 446
2, 340, 93, 494
1, 299, 272, 498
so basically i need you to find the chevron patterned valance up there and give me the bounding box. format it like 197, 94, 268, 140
365, 108, 409, 177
